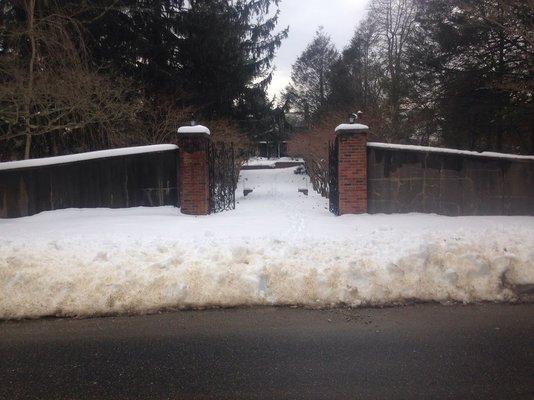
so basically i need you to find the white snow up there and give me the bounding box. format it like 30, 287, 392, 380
0, 144, 178, 171
244, 157, 304, 167
368, 142, 534, 161
1, 166, 533, 319
177, 125, 211, 135
335, 123, 369, 132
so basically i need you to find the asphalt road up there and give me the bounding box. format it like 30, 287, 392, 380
1, 304, 533, 400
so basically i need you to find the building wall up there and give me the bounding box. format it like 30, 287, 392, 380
367, 145, 534, 215
0, 147, 179, 218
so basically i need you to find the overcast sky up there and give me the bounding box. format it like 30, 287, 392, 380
267, 0, 370, 100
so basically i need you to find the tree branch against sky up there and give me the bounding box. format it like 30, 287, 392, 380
267, 0, 370, 99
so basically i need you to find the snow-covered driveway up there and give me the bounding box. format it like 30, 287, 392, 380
1, 167, 533, 319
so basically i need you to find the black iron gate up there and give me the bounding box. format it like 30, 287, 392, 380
328, 138, 339, 215
208, 142, 236, 213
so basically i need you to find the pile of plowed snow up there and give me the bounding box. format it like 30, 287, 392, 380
1, 167, 533, 319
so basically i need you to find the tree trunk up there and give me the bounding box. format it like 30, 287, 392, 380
23, 0, 36, 159
24, 134, 32, 159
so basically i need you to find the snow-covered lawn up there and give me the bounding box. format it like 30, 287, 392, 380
1, 167, 533, 319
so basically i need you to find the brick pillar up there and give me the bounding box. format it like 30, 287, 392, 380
178, 125, 211, 215
336, 123, 369, 215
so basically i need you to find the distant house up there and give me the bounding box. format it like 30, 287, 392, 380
249, 108, 301, 158
256, 140, 288, 158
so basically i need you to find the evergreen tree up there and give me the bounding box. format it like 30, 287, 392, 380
178, 0, 287, 119
72, 0, 287, 118
283, 28, 339, 121
0, 0, 288, 159
328, 19, 381, 114
410, 0, 533, 152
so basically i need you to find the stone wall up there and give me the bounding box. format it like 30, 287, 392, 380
0, 146, 179, 218
367, 144, 534, 215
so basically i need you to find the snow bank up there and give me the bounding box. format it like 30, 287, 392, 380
368, 142, 534, 161
0, 144, 178, 171
1, 167, 533, 319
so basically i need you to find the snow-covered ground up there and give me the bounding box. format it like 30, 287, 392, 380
1, 166, 533, 319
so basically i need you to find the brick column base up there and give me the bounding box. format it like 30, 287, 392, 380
178, 127, 211, 215
336, 124, 369, 215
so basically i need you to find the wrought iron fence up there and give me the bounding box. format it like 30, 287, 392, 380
208, 142, 236, 213
328, 139, 339, 215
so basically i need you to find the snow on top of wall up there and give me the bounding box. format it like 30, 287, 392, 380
177, 125, 211, 135
367, 142, 534, 161
335, 123, 369, 132
0, 144, 178, 172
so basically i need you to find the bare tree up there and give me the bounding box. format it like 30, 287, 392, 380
133, 99, 194, 145
287, 112, 345, 197
369, 0, 417, 140
0, 1, 139, 159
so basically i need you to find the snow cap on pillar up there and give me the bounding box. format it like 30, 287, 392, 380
177, 125, 211, 136
335, 123, 369, 134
